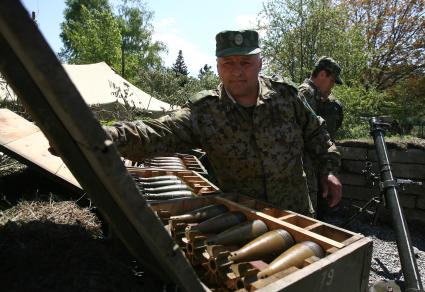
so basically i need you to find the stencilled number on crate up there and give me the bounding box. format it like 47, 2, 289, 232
320, 268, 335, 289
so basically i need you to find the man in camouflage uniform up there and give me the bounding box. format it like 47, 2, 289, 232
104, 30, 341, 216
298, 56, 344, 217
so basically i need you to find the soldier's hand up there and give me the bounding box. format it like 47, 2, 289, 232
320, 173, 342, 208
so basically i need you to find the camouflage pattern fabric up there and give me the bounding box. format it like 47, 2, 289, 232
105, 76, 340, 215
298, 79, 343, 140
298, 79, 343, 211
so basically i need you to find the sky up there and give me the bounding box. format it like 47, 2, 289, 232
21, 0, 265, 76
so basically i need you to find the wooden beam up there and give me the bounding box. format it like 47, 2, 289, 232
0, 1, 204, 291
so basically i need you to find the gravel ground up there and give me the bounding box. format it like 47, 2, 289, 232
323, 206, 425, 289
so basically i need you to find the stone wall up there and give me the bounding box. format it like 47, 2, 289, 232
337, 140, 425, 224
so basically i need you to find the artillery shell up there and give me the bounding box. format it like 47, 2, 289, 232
206, 219, 269, 246
229, 229, 294, 263
137, 179, 183, 188
144, 191, 194, 200
189, 211, 246, 234
170, 204, 229, 223
135, 175, 180, 182
257, 241, 324, 278
143, 184, 192, 193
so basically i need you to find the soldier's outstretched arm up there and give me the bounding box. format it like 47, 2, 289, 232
103, 107, 199, 162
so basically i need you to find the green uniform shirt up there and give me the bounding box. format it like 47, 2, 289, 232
298, 79, 343, 140
298, 79, 343, 210
106, 76, 340, 215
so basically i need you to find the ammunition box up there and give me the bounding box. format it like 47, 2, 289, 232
149, 194, 373, 292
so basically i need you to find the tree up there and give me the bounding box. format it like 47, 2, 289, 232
59, 0, 122, 69
60, 0, 165, 80
136, 64, 219, 107
259, 0, 368, 84
343, 0, 425, 89
172, 50, 189, 76
198, 64, 212, 79
198, 64, 219, 90
116, 0, 166, 80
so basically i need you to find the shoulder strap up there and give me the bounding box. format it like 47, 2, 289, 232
188, 89, 218, 104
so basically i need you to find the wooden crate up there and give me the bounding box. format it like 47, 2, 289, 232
127, 167, 219, 196
123, 153, 208, 176
149, 194, 373, 292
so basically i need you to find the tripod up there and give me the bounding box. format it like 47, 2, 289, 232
343, 161, 422, 227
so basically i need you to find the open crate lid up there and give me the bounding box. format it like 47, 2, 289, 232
0, 1, 205, 291
0, 108, 81, 189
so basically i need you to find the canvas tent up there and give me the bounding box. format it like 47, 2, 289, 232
62, 62, 177, 118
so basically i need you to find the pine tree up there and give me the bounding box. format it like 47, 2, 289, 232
198, 64, 212, 79
172, 50, 189, 76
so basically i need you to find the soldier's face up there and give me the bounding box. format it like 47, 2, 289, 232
316, 70, 336, 99
217, 54, 262, 99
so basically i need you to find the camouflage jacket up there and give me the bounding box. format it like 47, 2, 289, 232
298, 79, 343, 207
106, 76, 340, 215
298, 79, 343, 140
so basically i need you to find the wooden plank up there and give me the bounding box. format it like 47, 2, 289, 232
278, 214, 298, 220
0, 108, 39, 145
339, 145, 425, 165
0, 3, 205, 291
339, 170, 425, 196
341, 160, 374, 174
337, 146, 368, 161
400, 183, 425, 197
55, 163, 80, 187
257, 237, 373, 292
403, 208, 425, 224
304, 222, 323, 231
214, 197, 346, 250
2, 130, 63, 173
0, 110, 81, 189
391, 163, 425, 180
417, 197, 425, 210
338, 173, 367, 187
398, 194, 417, 209
367, 148, 425, 164
341, 160, 425, 180
342, 185, 376, 201
342, 185, 416, 208
127, 168, 220, 195
150, 194, 373, 291
281, 215, 318, 229
150, 194, 358, 249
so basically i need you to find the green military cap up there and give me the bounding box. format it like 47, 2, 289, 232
315, 56, 343, 85
215, 30, 261, 57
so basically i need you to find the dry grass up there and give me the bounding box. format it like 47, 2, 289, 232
0, 200, 145, 292
0, 200, 101, 237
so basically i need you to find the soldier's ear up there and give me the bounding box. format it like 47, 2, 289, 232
257, 56, 263, 71
216, 61, 221, 78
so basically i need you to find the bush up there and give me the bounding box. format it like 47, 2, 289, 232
135, 67, 219, 107
333, 85, 396, 139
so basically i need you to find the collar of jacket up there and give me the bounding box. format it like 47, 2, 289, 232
219, 78, 275, 112
305, 78, 322, 101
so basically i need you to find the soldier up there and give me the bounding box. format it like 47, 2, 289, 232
298, 56, 344, 218
298, 56, 344, 140
103, 30, 342, 216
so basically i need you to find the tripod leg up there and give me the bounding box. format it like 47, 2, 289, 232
372, 197, 386, 225
342, 196, 379, 227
